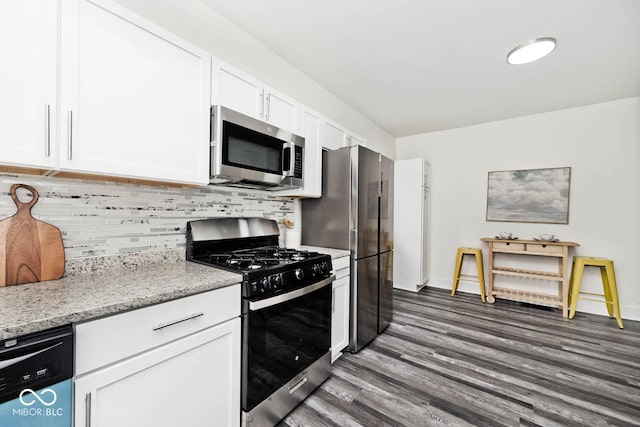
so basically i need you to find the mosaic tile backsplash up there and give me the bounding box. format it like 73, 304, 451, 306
0, 174, 295, 260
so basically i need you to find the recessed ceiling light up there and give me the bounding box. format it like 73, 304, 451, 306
507, 37, 557, 65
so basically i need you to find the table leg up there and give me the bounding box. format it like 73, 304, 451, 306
487, 242, 495, 303
561, 247, 569, 317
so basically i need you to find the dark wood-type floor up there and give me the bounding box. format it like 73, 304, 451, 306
279, 287, 640, 427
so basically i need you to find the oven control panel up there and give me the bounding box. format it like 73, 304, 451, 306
245, 260, 332, 298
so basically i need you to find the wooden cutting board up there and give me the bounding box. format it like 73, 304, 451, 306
0, 184, 65, 286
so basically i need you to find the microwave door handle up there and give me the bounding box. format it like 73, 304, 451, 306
283, 142, 295, 177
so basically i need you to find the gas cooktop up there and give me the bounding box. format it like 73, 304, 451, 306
191, 246, 331, 298
200, 246, 324, 271
186, 218, 333, 299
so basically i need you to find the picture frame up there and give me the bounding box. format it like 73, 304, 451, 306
486, 167, 571, 224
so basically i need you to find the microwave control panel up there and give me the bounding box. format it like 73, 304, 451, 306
294, 146, 303, 179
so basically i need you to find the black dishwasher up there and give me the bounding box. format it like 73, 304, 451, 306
0, 325, 73, 427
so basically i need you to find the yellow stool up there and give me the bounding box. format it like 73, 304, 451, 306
452, 247, 486, 302
568, 257, 623, 329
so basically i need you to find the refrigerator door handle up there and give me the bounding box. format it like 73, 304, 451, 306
350, 229, 357, 251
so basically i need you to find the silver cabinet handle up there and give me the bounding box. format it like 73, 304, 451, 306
265, 93, 270, 121
85, 392, 92, 427
259, 90, 264, 118
67, 110, 73, 160
332, 285, 336, 313
44, 104, 51, 157
152, 312, 204, 331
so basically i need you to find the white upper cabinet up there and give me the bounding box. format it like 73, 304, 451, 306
0, 1, 58, 169
323, 120, 365, 151
214, 61, 300, 133
278, 106, 323, 198
1, 0, 367, 192
263, 86, 300, 132
346, 133, 366, 148
322, 120, 346, 150
58, 0, 211, 184
214, 62, 264, 119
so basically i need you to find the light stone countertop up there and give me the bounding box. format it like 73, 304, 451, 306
0, 246, 350, 341
299, 245, 350, 260
0, 260, 242, 341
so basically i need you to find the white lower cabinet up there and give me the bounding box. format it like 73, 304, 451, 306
331, 256, 350, 362
74, 319, 239, 427
73, 285, 241, 427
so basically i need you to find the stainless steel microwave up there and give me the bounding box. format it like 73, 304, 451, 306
210, 105, 304, 190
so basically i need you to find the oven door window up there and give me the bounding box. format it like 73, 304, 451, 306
242, 284, 331, 411
222, 121, 284, 175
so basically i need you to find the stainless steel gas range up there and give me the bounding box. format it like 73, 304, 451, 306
186, 217, 334, 427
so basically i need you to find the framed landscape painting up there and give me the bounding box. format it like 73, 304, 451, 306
486, 167, 571, 224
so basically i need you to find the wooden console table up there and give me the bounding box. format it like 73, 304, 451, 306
480, 238, 579, 317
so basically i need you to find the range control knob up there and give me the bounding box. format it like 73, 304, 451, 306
312, 264, 321, 276
321, 262, 331, 274
294, 269, 304, 280
260, 277, 270, 291
270, 274, 282, 288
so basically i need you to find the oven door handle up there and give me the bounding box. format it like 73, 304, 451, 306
249, 275, 336, 311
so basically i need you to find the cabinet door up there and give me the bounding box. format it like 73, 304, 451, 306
0, 0, 57, 169
323, 120, 346, 150
277, 106, 322, 197
331, 274, 350, 362
59, 0, 211, 185
346, 133, 366, 147
264, 87, 299, 132
217, 62, 264, 119
74, 318, 240, 427
421, 186, 431, 284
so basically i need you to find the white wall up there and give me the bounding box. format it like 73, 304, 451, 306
396, 97, 640, 321
113, 0, 396, 159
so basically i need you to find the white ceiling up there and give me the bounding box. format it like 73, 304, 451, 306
200, 0, 640, 138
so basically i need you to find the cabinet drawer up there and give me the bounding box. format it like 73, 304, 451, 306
75, 284, 240, 375
526, 244, 563, 255
333, 256, 350, 271
335, 267, 350, 280
493, 242, 525, 251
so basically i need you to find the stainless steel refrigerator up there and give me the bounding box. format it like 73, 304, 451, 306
301, 145, 393, 353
